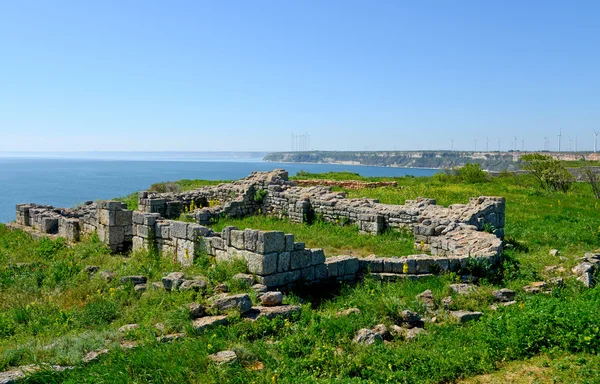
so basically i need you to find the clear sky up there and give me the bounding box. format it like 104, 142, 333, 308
1, 0, 599, 152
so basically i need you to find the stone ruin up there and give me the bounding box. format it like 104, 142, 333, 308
9, 169, 505, 288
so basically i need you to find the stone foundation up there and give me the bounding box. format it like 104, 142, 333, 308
9, 169, 505, 288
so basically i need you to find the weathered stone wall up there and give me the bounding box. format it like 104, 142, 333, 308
11, 169, 505, 289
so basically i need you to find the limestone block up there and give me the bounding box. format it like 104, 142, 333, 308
285, 234, 294, 252
115, 210, 132, 226
221, 226, 238, 246
259, 231, 285, 254
170, 221, 188, 239
277, 252, 290, 272
290, 250, 312, 270
301, 266, 315, 281
176, 239, 196, 266
243, 228, 258, 251
187, 224, 210, 241
230, 230, 245, 249
314, 263, 328, 280
245, 252, 278, 275
310, 248, 326, 265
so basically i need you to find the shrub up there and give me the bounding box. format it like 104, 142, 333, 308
582, 166, 600, 199
455, 163, 488, 183
35, 237, 67, 259
148, 181, 181, 193
520, 153, 572, 192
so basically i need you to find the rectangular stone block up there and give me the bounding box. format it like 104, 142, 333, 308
221, 226, 238, 246
314, 264, 328, 280
278, 252, 290, 272
230, 230, 245, 249
243, 228, 258, 251
285, 234, 294, 252
310, 249, 326, 266
294, 242, 305, 251
115, 210, 133, 226
41, 217, 58, 233
211, 236, 224, 250
176, 239, 196, 266
170, 221, 188, 239
342, 257, 359, 275
301, 266, 315, 281
132, 211, 145, 225
290, 250, 312, 270
188, 224, 210, 241
259, 231, 285, 254
157, 223, 170, 239
245, 252, 278, 275
98, 209, 113, 226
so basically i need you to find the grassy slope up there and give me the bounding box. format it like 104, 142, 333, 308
0, 172, 599, 383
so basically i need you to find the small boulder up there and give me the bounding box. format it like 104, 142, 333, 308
134, 284, 147, 292
99, 271, 116, 281
242, 305, 301, 321
214, 283, 229, 293
233, 273, 255, 286
416, 290, 436, 310
162, 272, 185, 291
157, 333, 185, 343
549, 249, 560, 257
186, 303, 206, 318
118, 324, 139, 333
404, 327, 427, 341
209, 293, 252, 314
523, 281, 547, 294
450, 310, 483, 323
259, 291, 283, 307
179, 279, 207, 292
120, 276, 147, 286
371, 324, 391, 340
399, 310, 420, 323
492, 288, 515, 302
441, 296, 453, 310
192, 315, 228, 332
251, 284, 268, 294
336, 308, 361, 317
209, 350, 238, 365
353, 328, 383, 345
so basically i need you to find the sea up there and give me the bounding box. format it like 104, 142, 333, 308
0, 152, 438, 223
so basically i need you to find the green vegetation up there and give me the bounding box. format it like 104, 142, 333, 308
520, 153, 573, 193
1, 170, 600, 383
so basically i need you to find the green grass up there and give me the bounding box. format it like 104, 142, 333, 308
210, 216, 415, 257
1, 171, 600, 383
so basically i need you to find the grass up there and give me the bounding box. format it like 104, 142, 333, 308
1, 170, 600, 383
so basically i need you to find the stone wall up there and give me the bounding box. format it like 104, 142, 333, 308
10, 169, 505, 289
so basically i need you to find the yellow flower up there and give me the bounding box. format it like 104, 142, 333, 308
403, 263, 409, 274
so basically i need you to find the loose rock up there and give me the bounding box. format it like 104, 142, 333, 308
251, 284, 268, 294
209, 350, 238, 365
118, 324, 139, 333
162, 272, 185, 291
549, 249, 560, 257
120, 275, 147, 286
416, 290, 436, 310
232, 273, 255, 286
336, 308, 361, 317
179, 279, 207, 291
259, 291, 283, 307
83, 265, 99, 274
353, 328, 383, 345
450, 310, 483, 323
492, 288, 515, 302
242, 305, 301, 321
192, 315, 228, 331
187, 303, 205, 318
210, 293, 252, 314
449, 283, 476, 295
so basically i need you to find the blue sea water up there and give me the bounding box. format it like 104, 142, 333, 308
0, 155, 437, 223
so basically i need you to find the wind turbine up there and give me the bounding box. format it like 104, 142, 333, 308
513, 136, 517, 151
569, 137, 573, 152
595, 131, 599, 153
486, 137, 489, 152
521, 138, 524, 151
474, 138, 477, 152
451, 138, 454, 151
557, 130, 562, 152
497, 138, 501, 152
543, 137, 548, 151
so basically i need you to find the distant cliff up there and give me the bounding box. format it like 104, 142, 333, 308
264, 151, 523, 171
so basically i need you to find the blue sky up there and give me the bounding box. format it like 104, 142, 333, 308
1, 0, 598, 152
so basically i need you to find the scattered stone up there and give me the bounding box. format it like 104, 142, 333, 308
416, 290, 436, 310
548, 277, 565, 287
179, 279, 207, 291
544, 265, 566, 274
492, 288, 515, 302
449, 283, 476, 295
372, 324, 391, 340
353, 328, 383, 345
120, 275, 147, 286
118, 324, 139, 333
134, 284, 147, 292
151, 282, 163, 290
209, 350, 238, 365
572, 262, 594, 276
523, 281, 547, 294
0, 364, 71, 384
232, 273, 255, 286
441, 296, 453, 310
120, 341, 138, 349
99, 271, 116, 281
83, 265, 99, 274
403, 327, 428, 341
577, 272, 594, 288
186, 303, 205, 318
399, 310, 421, 324
162, 272, 185, 291
210, 293, 252, 314
214, 283, 229, 293
157, 333, 186, 343
336, 308, 361, 317
572, 261, 596, 288
251, 284, 268, 294
242, 305, 301, 321
82, 348, 110, 363
460, 275, 479, 284
192, 315, 228, 332
154, 323, 166, 333
450, 310, 483, 323
503, 300, 517, 307
259, 291, 283, 307
549, 249, 560, 257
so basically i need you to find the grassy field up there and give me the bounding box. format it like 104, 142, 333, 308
1, 171, 599, 383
